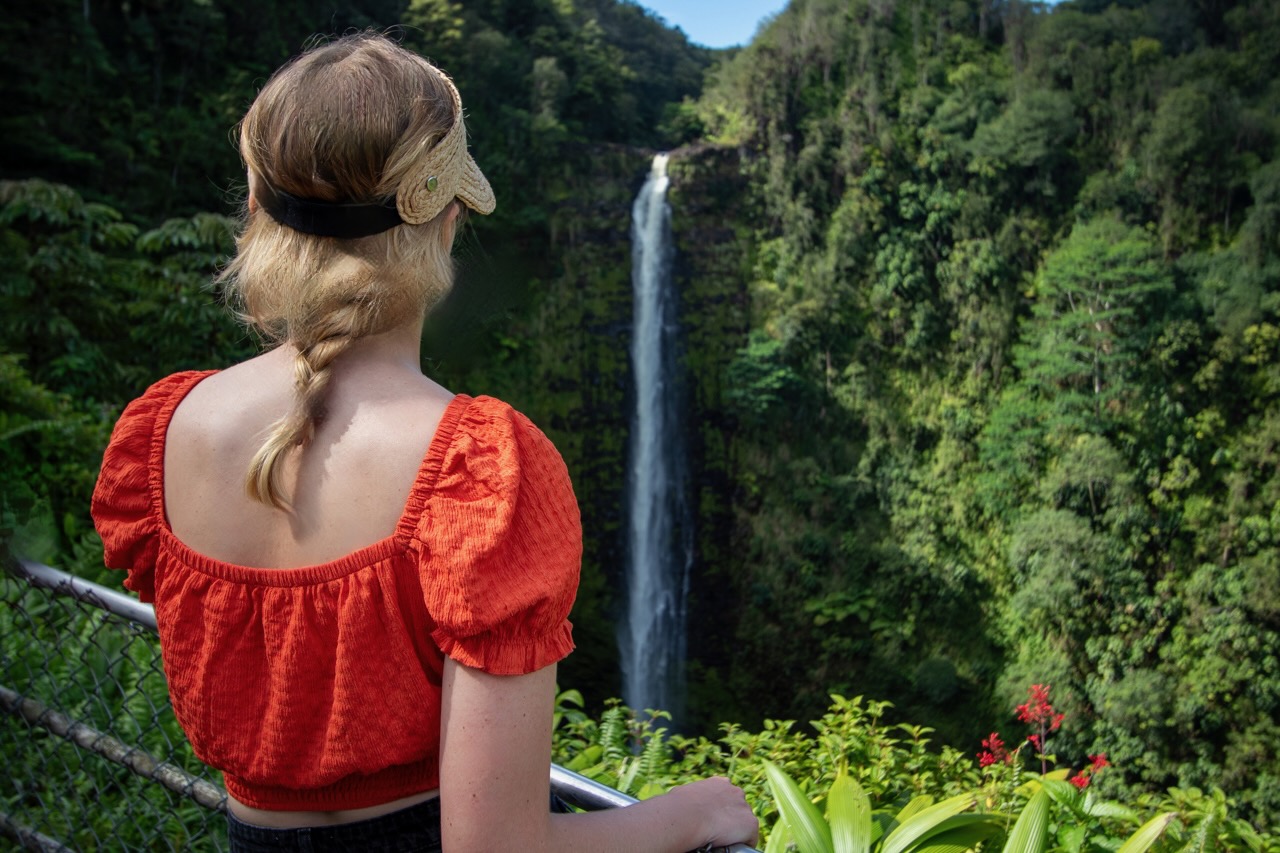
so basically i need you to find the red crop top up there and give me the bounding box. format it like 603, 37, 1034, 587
90, 371, 581, 810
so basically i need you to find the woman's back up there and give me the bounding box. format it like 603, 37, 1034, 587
95, 362, 585, 819
163, 331, 453, 570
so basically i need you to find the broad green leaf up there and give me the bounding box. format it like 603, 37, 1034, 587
765, 819, 794, 853
1082, 796, 1139, 821
635, 782, 666, 800
1001, 789, 1050, 853
871, 813, 893, 844
1059, 824, 1087, 853
882, 794, 977, 853
1116, 813, 1176, 853
1041, 779, 1085, 816
828, 772, 872, 853
916, 817, 1006, 853
894, 796, 935, 824
763, 759, 833, 853
564, 745, 602, 772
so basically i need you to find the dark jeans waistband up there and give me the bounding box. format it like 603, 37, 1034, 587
226, 796, 442, 853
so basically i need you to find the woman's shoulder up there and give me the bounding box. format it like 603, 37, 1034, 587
421, 391, 580, 544
99, 369, 218, 472
91, 370, 217, 598
447, 394, 562, 458
130, 370, 220, 417
431, 394, 573, 500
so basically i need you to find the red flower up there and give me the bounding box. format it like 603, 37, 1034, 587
1067, 754, 1108, 789
1027, 734, 1041, 751
978, 731, 1009, 767
1015, 684, 1066, 731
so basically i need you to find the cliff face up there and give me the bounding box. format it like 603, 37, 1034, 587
665, 146, 755, 730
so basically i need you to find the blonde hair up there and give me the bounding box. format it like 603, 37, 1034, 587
219, 33, 466, 508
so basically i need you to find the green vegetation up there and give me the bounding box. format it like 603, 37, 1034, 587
551, 690, 1278, 850
3, 0, 1279, 841
678, 0, 1280, 829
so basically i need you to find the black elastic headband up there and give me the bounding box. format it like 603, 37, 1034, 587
255, 182, 405, 239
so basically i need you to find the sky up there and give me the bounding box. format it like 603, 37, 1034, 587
638, 1, 790, 49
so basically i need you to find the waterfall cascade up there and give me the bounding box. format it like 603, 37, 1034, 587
621, 153, 691, 721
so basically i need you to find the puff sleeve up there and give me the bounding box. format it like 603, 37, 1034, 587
90, 372, 208, 602
418, 397, 581, 675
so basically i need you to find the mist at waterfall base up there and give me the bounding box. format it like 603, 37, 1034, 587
620, 154, 693, 726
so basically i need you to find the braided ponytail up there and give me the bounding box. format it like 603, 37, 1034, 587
244, 300, 368, 506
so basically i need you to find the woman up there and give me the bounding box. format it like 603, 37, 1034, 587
91, 32, 757, 853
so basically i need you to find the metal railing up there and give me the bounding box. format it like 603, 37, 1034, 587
2, 558, 757, 852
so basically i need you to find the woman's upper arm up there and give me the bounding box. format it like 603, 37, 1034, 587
439, 658, 557, 852
438, 659, 759, 853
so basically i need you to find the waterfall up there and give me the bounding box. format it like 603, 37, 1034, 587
621, 153, 691, 722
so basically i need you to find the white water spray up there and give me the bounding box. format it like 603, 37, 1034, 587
621, 154, 690, 721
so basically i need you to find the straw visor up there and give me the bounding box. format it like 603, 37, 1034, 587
398, 71, 495, 224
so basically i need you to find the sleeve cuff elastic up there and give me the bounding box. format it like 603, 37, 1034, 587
434, 620, 575, 676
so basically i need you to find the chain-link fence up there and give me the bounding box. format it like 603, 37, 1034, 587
1, 560, 228, 852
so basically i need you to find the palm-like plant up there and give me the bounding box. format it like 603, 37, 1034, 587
761, 762, 1181, 853
762, 760, 1002, 853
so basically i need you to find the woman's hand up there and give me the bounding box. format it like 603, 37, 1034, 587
660, 777, 759, 850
